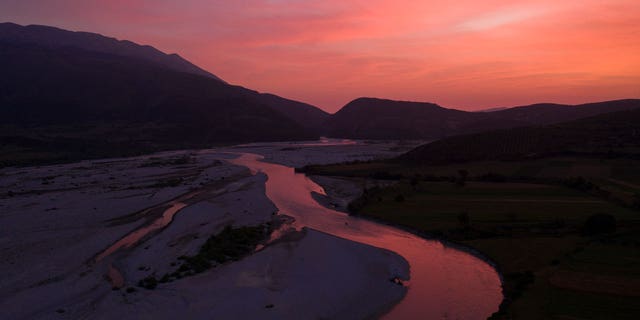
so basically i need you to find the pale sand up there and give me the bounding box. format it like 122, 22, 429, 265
0, 141, 413, 319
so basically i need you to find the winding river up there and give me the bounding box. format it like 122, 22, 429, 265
231, 153, 503, 320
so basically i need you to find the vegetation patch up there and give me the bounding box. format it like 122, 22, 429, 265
310, 156, 640, 319
139, 155, 194, 167
138, 275, 158, 290
149, 178, 184, 188
138, 224, 269, 289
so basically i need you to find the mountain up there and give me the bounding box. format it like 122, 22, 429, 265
325, 98, 479, 139
474, 107, 509, 113
0, 22, 223, 81
469, 99, 640, 131
0, 23, 328, 166
325, 98, 640, 139
251, 93, 330, 133
400, 107, 640, 164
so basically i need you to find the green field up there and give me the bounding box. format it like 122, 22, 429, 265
303, 157, 640, 210
310, 157, 640, 319
304, 157, 640, 182
360, 181, 637, 234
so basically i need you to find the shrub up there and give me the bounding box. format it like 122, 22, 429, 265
348, 187, 380, 213
164, 225, 268, 280
583, 213, 616, 235
477, 172, 507, 183
138, 276, 158, 290
370, 171, 404, 180
410, 176, 420, 190
457, 211, 470, 228
456, 169, 469, 187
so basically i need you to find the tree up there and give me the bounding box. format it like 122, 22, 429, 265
583, 213, 616, 235
458, 211, 470, 228
410, 175, 420, 190
456, 169, 469, 187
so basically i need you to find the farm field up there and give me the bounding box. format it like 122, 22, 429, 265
308, 157, 640, 319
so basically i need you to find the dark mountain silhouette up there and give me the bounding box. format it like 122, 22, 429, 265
248, 92, 330, 133
325, 98, 479, 139
400, 107, 640, 164
326, 98, 640, 139
0, 22, 223, 81
0, 23, 330, 166
474, 107, 509, 113
0, 23, 329, 132
2, 22, 638, 167
471, 100, 640, 130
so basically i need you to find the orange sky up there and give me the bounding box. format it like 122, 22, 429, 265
1, 0, 639, 112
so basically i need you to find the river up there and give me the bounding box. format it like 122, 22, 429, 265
230, 152, 503, 320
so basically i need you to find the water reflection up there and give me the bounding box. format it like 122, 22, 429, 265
95, 202, 188, 262
230, 153, 503, 320
236, 137, 358, 148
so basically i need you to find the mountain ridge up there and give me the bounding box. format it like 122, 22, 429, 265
400, 106, 640, 164
326, 97, 640, 139
2, 22, 639, 167
0, 22, 224, 81
0, 23, 330, 166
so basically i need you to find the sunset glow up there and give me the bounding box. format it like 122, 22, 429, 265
2, 0, 639, 112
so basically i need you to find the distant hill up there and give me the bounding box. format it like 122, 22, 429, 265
0, 23, 329, 166
475, 100, 640, 129
325, 98, 478, 139
474, 107, 509, 113
325, 98, 640, 139
400, 107, 640, 164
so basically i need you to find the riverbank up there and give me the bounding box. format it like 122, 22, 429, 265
87, 227, 409, 320
0, 141, 417, 319
304, 159, 640, 319
305, 176, 510, 316
230, 139, 425, 168
230, 151, 502, 319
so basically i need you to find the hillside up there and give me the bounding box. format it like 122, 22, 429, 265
0, 24, 330, 166
466, 100, 640, 132
325, 98, 478, 139
400, 107, 640, 164
326, 97, 640, 139
0, 22, 222, 81
250, 93, 330, 133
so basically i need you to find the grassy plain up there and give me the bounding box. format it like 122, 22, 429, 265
306, 157, 640, 319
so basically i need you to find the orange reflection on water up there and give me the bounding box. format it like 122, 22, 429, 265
231, 153, 503, 320
95, 202, 187, 262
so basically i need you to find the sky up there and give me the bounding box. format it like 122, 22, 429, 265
1, 0, 639, 113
